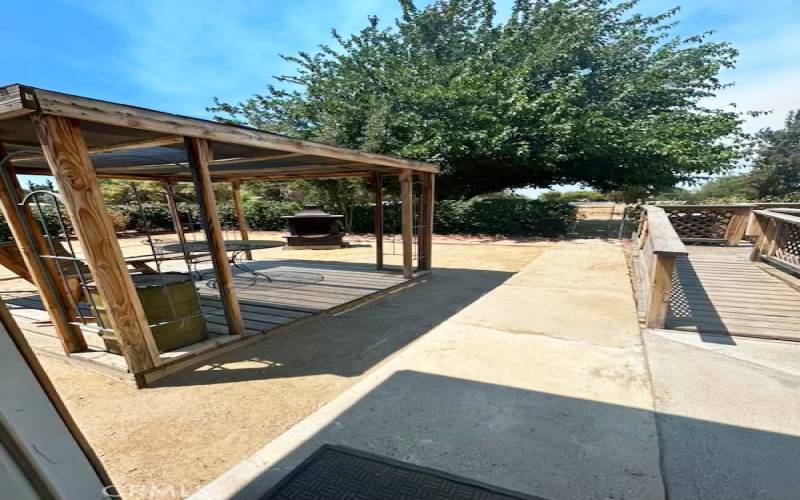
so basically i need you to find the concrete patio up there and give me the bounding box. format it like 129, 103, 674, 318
193, 239, 800, 500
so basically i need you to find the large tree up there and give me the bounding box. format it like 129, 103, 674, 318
210, 0, 751, 199
749, 110, 800, 200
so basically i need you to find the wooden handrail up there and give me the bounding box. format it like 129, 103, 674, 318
656, 203, 757, 209
752, 209, 800, 225
750, 210, 800, 274
642, 206, 688, 256
634, 206, 687, 329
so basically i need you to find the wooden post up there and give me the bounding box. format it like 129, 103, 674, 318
749, 215, 772, 262
372, 173, 383, 270
33, 115, 160, 372
637, 218, 649, 250
417, 172, 434, 271
399, 170, 414, 278
185, 137, 245, 336
0, 143, 86, 353
725, 208, 751, 246
161, 180, 189, 261
230, 180, 252, 260
767, 219, 784, 258
645, 254, 676, 329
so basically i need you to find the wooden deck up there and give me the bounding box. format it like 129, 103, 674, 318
3, 259, 416, 385
664, 246, 800, 341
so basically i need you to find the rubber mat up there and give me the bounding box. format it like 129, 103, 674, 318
262, 444, 545, 500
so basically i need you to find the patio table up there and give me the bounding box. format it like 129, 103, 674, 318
162, 240, 285, 284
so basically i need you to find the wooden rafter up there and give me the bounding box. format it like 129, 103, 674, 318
0, 85, 438, 173
13, 135, 183, 161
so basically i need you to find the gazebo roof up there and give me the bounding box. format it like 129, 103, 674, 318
0, 84, 439, 181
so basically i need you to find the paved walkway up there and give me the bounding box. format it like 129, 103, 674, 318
194, 240, 800, 500
645, 329, 800, 499
193, 240, 666, 499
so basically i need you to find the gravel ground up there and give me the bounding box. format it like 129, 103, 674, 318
27, 239, 550, 498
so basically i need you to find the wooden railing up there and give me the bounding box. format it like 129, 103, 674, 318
656, 204, 753, 245
750, 209, 800, 275
634, 206, 688, 328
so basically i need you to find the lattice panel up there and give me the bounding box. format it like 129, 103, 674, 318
668, 266, 693, 319
664, 208, 733, 240
775, 223, 800, 267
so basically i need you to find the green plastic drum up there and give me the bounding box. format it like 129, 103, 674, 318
88, 273, 208, 354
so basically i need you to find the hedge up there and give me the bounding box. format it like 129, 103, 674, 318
0, 198, 574, 240
351, 199, 576, 237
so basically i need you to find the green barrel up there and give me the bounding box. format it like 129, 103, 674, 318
88, 273, 208, 354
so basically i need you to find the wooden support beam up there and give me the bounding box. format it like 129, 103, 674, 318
15, 135, 183, 161
161, 180, 189, 262
0, 84, 38, 120
0, 143, 86, 353
750, 215, 773, 262
33, 114, 160, 372
185, 137, 245, 336
417, 172, 435, 271
372, 173, 383, 270
210, 152, 305, 166
767, 220, 785, 258
725, 208, 751, 246
399, 170, 414, 279
645, 254, 677, 329
230, 180, 252, 260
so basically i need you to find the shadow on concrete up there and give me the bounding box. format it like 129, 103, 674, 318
153, 265, 513, 388
208, 371, 800, 500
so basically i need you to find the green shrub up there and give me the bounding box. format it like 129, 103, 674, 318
0, 198, 573, 241
0, 204, 66, 241
242, 200, 301, 231
352, 199, 575, 237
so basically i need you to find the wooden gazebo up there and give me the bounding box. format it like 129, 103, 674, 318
0, 84, 437, 386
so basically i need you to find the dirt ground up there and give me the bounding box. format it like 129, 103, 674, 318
27, 239, 552, 498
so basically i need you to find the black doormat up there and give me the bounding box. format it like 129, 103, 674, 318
261, 444, 545, 500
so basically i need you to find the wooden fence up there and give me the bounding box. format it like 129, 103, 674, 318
750, 209, 800, 275
656, 205, 752, 245
633, 206, 688, 328
627, 203, 800, 246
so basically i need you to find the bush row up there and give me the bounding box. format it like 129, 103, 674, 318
350, 199, 576, 237
0, 198, 575, 240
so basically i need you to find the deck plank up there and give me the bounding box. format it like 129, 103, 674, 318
2, 260, 412, 379
666, 246, 800, 340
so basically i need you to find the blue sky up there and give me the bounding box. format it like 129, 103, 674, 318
2, 0, 799, 193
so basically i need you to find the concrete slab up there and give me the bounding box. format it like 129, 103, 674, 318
193, 241, 665, 500
649, 329, 800, 379
451, 286, 641, 349
644, 330, 800, 499
193, 322, 664, 500
507, 244, 633, 292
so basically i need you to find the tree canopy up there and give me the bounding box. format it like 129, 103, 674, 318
210, 0, 751, 199
685, 175, 756, 203
672, 110, 800, 203
749, 110, 800, 200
